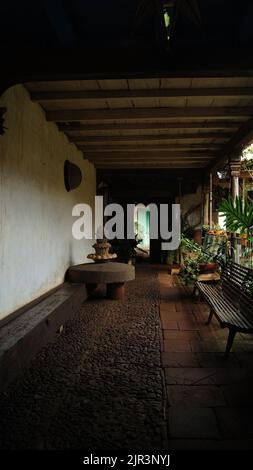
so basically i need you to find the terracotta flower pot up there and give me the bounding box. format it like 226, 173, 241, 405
241, 233, 248, 246
199, 262, 217, 273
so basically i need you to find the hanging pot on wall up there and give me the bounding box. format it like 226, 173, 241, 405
0, 107, 7, 135
64, 160, 82, 192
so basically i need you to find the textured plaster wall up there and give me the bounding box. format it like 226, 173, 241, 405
0, 85, 96, 320
176, 185, 202, 229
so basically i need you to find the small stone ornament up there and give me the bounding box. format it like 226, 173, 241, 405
87, 238, 117, 263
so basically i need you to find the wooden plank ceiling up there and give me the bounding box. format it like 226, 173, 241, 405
25, 77, 253, 169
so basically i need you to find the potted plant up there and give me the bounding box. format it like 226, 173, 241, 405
212, 224, 224, 235
202, 223, 223, 236
180, 235, 219, 284
110, 235, 144, 265
202, 224, 210, 237
197, 252, 217, 273
180, 257, 200, 285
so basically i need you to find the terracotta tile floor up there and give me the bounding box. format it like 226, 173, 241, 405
158, 270, 253, 450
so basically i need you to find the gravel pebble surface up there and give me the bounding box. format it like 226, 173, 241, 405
0, 267, 167, 450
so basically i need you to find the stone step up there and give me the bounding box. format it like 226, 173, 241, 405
0, 283, 87, 391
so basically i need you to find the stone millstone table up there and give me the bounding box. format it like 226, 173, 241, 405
68, 262, 135, 300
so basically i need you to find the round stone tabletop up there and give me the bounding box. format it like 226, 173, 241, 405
68, 262, 135, 284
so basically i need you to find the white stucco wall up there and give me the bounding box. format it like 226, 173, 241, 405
0, 85, 96, 320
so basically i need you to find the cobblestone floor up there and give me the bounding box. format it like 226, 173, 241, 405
0, 267, 167, 450
1, 266, 253, 450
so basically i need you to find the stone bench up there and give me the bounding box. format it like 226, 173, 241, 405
0, 283, 87, 391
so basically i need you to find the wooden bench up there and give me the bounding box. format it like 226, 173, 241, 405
195, 261, 253, 356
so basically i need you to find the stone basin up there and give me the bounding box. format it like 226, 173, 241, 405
68, 262, 135, 300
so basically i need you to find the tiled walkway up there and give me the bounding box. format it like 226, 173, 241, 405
159, 270, 253, 450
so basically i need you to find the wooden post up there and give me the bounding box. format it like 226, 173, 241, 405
230, 161, 240, 200
242, 177, 245, 209
203, 184, 209, 226
209, 173, 213, 229
178, 177, 183, 264
230, 159, 241, 263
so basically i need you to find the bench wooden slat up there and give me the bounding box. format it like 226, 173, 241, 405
195, 261, 253, 355
196, 279, 253, 329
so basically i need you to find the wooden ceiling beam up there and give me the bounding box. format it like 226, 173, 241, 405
47, 107, 253, 122
94, 163, 207, 168
222, 116, 253, 154
89, 160, 211, 164
58, 121, 242, 132
93, 164, 209, 168
208, 116, 253, 170
88, 162, 212, 167
78, 144, 220, 151
32, 87, 253, 101
81, 146, 219, 153
70, 132, 231, 143
84, 151, 215, 159
87, 155, 213, 160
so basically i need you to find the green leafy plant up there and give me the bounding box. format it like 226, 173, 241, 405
180, 235, 218, 285
242, 145, 253, 170
219, 196, 253, 239
202, 223, 221, 233
180, 258, 200, 284
181, 235, 202, 254
242, 159, 253, 171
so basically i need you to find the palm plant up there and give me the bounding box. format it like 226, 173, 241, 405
219, 196, 253, 239
219, 195, 253, 267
